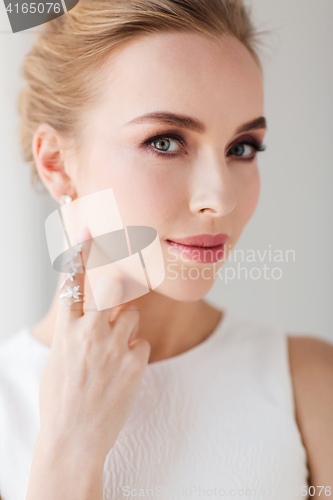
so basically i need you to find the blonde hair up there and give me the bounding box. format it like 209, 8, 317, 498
18, 0, 265, 190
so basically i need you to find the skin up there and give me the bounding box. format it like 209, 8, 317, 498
27, 32, 332, 496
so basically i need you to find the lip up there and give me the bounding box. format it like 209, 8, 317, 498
166, 233, 229, 263
168, 234, 229, 247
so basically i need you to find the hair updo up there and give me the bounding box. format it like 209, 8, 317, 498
18, 0, 265, 190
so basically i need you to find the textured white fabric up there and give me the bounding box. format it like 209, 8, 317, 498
0, 308, 310, 500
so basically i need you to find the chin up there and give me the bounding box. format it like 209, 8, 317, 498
153, 263, 219, 302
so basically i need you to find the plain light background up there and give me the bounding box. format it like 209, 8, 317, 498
0, 0, 332, 342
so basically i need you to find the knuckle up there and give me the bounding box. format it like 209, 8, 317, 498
84, 311, 101, 328
122, 351, 144, 375
80, 324, 100, 343
113, 311, 137, 334
108, 342, 123, 360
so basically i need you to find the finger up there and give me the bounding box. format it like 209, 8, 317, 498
57, 226, 93, 322
111, 306, 140, 347
108, 300, 130, 323
128, 338, 151, 365
108, 305, 123, 323
85, 274, 123, 323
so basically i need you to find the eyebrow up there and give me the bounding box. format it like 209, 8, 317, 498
126, 112, 267, 135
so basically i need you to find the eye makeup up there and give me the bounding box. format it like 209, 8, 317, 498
141, 129, 186, 158
140, 128, 266, 161
226, 135, 267, 162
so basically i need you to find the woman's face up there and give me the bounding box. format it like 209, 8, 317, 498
72, 31, 266, 301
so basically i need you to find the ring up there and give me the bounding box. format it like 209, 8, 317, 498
58, 243, 85, 310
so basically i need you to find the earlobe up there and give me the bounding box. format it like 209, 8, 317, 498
32, 124, 77, 202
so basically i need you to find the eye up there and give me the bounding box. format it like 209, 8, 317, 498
151, 136, 181, 153
228, 140, 266, 161
141, 131, 186, 158
229, 143, 253, 157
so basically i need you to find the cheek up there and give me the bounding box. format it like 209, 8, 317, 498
79, 145, 186, 229
233, 165, 261, 229
111, 172, 177, 227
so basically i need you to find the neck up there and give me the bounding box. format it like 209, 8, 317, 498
31, 273, 223, 363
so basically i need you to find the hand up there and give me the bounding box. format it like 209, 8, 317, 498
38, 227, 151, 461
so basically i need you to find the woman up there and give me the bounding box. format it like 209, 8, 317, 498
0, 1, 332, 499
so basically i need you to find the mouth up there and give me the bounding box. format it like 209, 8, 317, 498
165, 234, 229, 264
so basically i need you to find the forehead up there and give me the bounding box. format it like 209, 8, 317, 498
89, 31, 264, 131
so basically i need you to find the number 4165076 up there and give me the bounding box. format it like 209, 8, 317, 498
5, 3, 61, 14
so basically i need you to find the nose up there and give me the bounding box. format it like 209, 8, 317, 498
189, 149, 236, 218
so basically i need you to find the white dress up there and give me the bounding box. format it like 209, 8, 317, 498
0, 308, 310, 500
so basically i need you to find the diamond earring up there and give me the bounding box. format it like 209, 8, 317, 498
59, 194, 73, 205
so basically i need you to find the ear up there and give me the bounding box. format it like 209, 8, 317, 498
32, 123, 78, 203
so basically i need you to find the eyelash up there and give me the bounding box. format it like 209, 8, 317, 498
142, 131, 266, 162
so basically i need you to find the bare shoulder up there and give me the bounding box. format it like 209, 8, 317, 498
288, 334, 333, 491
